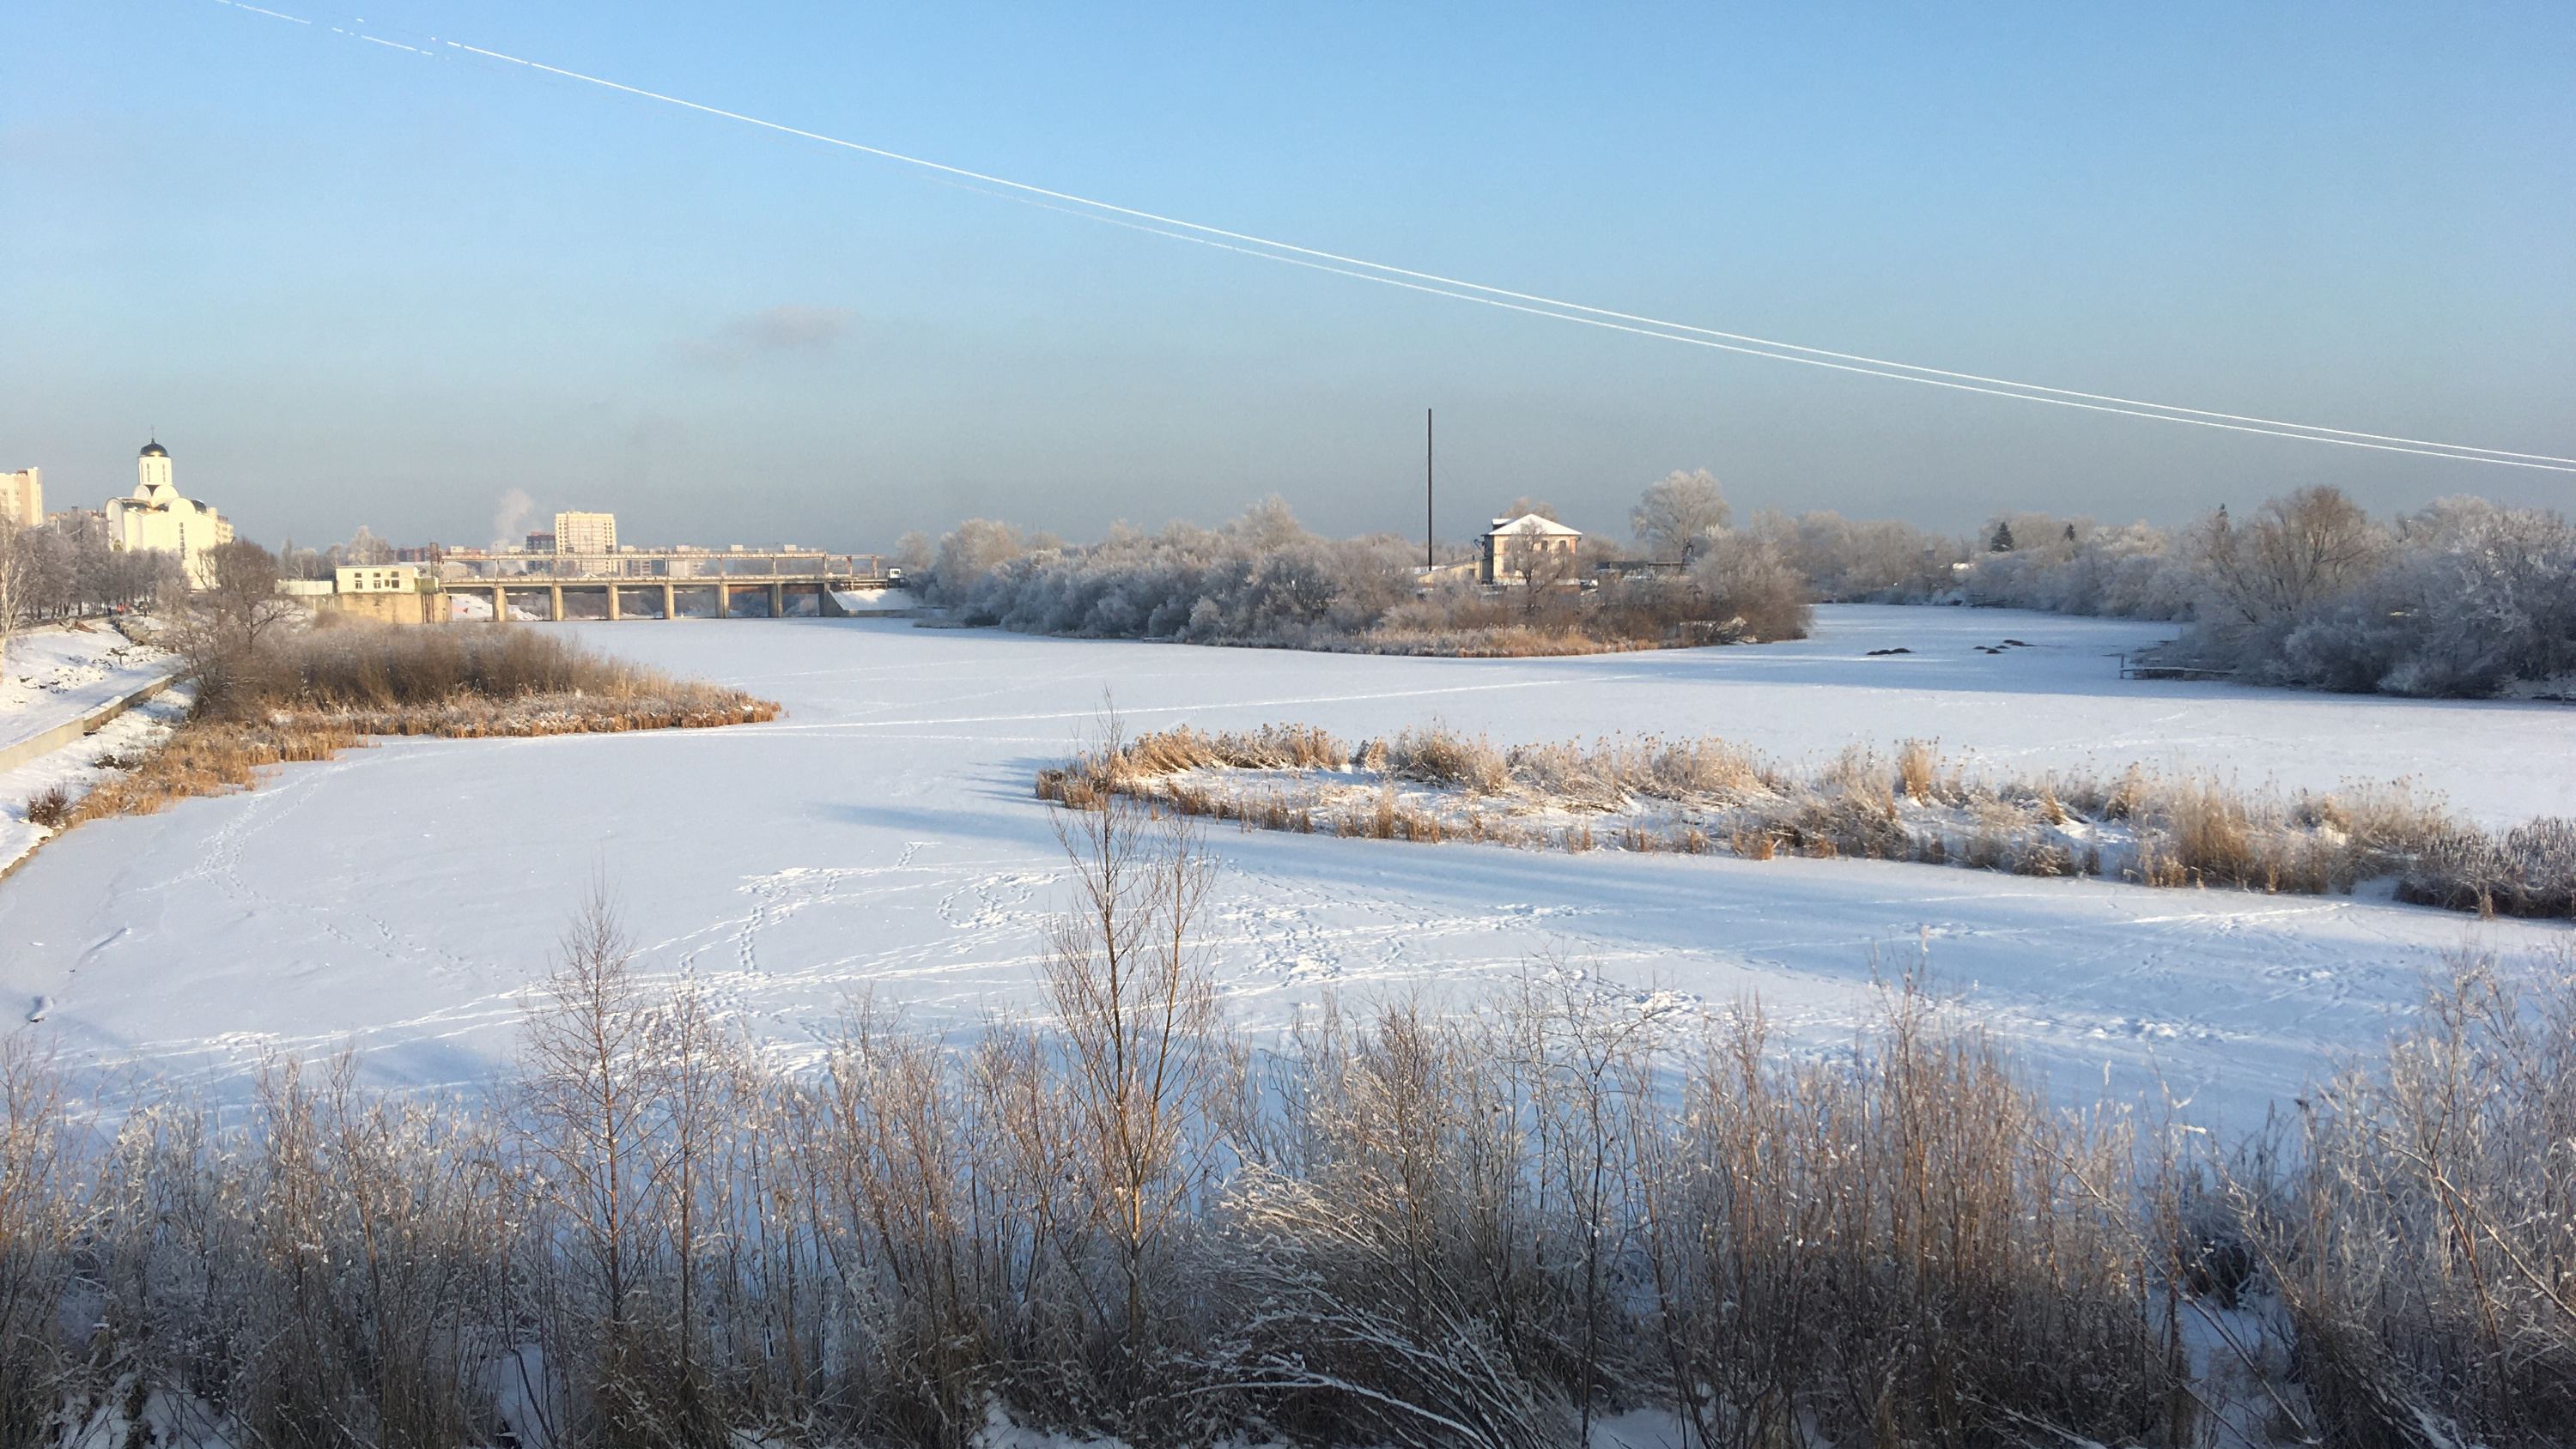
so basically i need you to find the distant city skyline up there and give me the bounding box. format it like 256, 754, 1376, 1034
4, 1, 2570, 551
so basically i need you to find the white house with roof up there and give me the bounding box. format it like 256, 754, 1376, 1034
1479, 512, 1582, 585
106, 440, 233, 588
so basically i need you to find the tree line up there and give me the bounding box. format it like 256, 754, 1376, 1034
901, 473, 2573, 695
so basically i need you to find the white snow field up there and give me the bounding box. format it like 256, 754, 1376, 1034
0, 604, 2567, 1124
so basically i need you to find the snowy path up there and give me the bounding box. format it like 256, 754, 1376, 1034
0, 605, 2566, 1124
0, 624, 177, 758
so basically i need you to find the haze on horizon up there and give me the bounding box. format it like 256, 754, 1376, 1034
3, 0, 2570, 555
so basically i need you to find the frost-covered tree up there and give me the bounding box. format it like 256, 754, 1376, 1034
1689, 530, 1812, 640
2196, 485, 2388, 629
1958, 515, 2197, 619
2274, 500, 2576, 695
893, 529, 934, 580
0, 524, 27, 669
1631, 470, 1731, 562
932, 518, 1040, 602
1749, 509, 1965, 602
324, 525, 395, 569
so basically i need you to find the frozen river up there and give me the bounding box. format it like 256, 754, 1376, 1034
3, 604, 2567, 1124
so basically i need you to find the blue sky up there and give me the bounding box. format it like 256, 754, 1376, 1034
4, 1, 2570, 552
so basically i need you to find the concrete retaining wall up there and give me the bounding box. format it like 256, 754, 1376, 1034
0, 671, 183, 775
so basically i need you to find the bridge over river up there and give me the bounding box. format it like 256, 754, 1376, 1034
436, 552, 903, 621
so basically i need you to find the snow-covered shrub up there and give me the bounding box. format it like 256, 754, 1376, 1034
1079, 719, 2561, 922
1687, 529, 1814, 640
21, 785, 71, 829
1751, 507, 1965, 601
1957, 516, 2199, 619
2159, 493, 2576, 696
2398, 816, 2576, 918
2245, 959, 2576, 1447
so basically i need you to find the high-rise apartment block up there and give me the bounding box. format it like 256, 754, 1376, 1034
0, 467, 39, 528
553, 511, 617, 555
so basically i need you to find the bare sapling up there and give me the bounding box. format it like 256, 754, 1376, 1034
1042, 722, 1227, 1421
515, 879, 728, 1446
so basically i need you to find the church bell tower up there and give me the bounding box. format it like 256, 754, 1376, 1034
138, 439, 173, 494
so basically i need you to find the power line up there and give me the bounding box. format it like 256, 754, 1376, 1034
208, 2, 2576, 474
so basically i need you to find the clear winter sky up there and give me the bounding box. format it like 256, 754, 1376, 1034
3, 2, 2570, 553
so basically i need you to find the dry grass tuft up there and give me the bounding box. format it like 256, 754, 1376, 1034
71, 718, 366, 822
1043, 715, 2563, 920
64, 622, 776, 828
1388, 724, 1510, 793
1896, 737, 1942, 802
2398, 817, 2576, 918
22, 786, 73, 830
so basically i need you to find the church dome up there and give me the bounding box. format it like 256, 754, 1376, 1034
140, 440, 168, 458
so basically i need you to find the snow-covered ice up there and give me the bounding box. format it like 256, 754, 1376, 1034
0, 605, 2566, 1124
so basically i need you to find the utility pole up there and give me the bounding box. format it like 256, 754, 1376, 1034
1425, 409, 1434, 572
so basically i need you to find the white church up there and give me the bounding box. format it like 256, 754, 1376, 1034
107, 440, 233, 588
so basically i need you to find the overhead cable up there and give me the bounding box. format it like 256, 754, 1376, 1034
206, 0, 2576, 473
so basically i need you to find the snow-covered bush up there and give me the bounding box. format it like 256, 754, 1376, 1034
1957, 516, 2200, 618
1749, 507, 1966, 601
1687, 529, 1814, 640
2154, 492, 2576, 696
2246, 958, 2576, 1446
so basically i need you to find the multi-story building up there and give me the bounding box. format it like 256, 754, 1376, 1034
325, 562, 440, 624
0, 467, 39, 529
106, 440, 234, 588
553, 511, 616, 555
1479, 512, 1583, 585
335, 563, 428, 594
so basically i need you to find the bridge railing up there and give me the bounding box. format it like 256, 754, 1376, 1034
437, 554, 890, 582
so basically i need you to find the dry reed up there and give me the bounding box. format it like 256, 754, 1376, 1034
58, 621, 777, 829
1048, 720, 2550, 920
